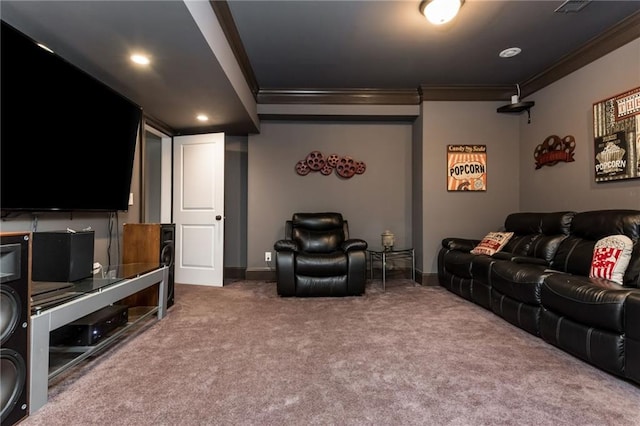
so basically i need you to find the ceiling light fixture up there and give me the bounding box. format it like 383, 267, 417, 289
196, 114, 209, 122
419, 0, 464, 25
130, 54, 150, 65
37, 43, 54, 54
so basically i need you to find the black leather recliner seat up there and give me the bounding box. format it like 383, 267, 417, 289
274, 212, 368, 297
539, 210, 640, 382
438, 211, 574, 310
489, 212, 574, 335
438, 209, 640, 386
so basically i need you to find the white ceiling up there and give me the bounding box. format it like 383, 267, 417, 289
2, 0, 639, 135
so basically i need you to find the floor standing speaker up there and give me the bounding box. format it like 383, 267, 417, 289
120, 224, 175, 308
1, 232, 30, 426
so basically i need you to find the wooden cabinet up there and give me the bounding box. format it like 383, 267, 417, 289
118, 223, 175, 307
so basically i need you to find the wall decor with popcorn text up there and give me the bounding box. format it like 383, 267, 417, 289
593, 86, 640, 183
447, 145, 487, 191
295, 151, 366, 179
534, 135, 576, 169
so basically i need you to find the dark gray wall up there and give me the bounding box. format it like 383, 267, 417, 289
519, 39, 640, 211
246, 120, 413, 274
419, 101, 520, 277
144, 131, 162, 224
224, 135, 248, 268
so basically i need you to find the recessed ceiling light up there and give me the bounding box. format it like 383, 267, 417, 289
196, 114, 209, 122
37, 43, 54, 53
499, 47, 522, 58
130, 54, 150, 65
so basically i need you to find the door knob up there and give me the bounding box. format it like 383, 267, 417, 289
215, 215, 222, 221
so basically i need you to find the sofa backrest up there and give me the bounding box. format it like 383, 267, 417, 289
551, 209, 640, 287
503, 213, 543, 255
503, 211, 574, 262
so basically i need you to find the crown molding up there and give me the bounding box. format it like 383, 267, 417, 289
419, 85, 514, 101
520, 11, 640, 98
257, 88, 420, 105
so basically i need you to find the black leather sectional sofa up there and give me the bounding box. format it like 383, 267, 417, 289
438, 209, 640, 386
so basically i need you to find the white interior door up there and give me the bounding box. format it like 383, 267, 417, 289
173, 133, 225, 286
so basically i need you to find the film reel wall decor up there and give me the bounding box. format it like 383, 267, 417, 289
534, 135, 576, 169
295, 151, 366, 179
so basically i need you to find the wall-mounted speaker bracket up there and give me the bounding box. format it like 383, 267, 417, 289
497, 101, 535, 123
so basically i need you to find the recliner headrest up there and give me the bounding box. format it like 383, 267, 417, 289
292, 212, 344, 230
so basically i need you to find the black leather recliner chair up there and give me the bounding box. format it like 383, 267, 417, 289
274, 212, 368, 297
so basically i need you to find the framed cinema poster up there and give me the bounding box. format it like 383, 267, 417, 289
447, 145, 487, 191
593, 87, 640, 183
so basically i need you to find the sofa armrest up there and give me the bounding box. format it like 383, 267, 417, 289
491, 251, 514, 260
274, 239, 298, 252
625, 291, 640, 385
491, 251, 549, 266
441, 237, 479, 252
510, 256, 549, 266
342, 238, 367, 252
627, 291, 640, 341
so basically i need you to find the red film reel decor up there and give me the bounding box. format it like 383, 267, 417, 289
320, 164, 333, 175
326, 154, 340, 168
295, 160, 311, 175
534, 135, 576, 169
295, 151, 366, 179
336, 156, 356, 178
305, 151, 325, 171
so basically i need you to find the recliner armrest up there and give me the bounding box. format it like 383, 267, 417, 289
490, 252, 549, 266
274, 239, 298, 252
510, 256, 549, 266
342, 238, 367, 252
441, 237, 479, 252
491, 251, 514, 260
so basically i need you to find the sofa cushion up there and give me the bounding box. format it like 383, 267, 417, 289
491, 261, 549, 304
471, 232, 513, 256
589, 235, 633, 285
296, 252, 347, 276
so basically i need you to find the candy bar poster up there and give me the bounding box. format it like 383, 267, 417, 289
447, 145, 487, 191
593, 87, 640, 182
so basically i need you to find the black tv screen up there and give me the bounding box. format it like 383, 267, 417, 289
1, 20, 142, 212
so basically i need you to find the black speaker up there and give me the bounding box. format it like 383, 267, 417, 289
32, 230, 94, 282
159, 224, 175, 308
1, 232, 30, 426
122, 224, 175, 308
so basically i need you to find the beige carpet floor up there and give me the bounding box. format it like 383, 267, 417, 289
21, 280, 640, 426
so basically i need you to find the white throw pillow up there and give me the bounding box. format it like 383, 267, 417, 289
470, 232, 514, 256
589, 235, 633, 285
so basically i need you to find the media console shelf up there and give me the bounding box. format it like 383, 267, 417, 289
29, 263, 168, 415
47, 305, 158, 380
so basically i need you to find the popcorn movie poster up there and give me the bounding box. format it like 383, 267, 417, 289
447, 145, 487, 191
593, 87, 640, 182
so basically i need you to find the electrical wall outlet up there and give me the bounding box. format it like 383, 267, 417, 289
265, 251, 272, 262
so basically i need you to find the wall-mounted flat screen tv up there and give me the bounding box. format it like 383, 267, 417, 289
1, 20, 142, 212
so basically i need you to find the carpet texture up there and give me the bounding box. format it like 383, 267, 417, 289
22, 280, 640, 425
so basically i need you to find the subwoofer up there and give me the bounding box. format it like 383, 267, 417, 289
1, 232, 30, 426
120, 224, 175, 308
